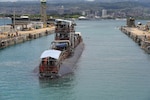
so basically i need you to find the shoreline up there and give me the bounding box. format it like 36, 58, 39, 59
120, 26, 150, 53
0, 26, 55, 49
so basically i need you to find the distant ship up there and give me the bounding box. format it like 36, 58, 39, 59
115, 18, 126, 21
39, 19, 84, 79
11, 15, 55, 26
78, 16, 89, 20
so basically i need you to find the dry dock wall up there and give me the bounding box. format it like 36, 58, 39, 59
120, 26, 150, 53
0, 28, 54, 49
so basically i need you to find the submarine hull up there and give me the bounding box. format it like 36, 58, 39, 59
58, 42, 84, 77
38, 41, 84, 79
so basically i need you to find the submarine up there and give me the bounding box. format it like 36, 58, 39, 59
38, 19, 84, 79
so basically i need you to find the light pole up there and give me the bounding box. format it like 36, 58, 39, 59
13, 1, 16, 31
3, 13, 5, 32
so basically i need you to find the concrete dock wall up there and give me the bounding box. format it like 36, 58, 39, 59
0, 27, 54, 49
120, 26, 150, 53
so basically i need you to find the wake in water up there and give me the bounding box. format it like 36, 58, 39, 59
0, 61, 21, 67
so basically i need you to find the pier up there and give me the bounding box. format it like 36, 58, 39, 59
0, 26, 55, 49
120, 18, 150, 53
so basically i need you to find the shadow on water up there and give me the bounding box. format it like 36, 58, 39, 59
145, 53, 150, 60
39, 73, 75, 88
38, 73, 77, 100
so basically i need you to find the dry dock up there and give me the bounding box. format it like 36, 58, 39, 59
120, 17, 150, 53
0, 26, 55, 49
120, 26, 150, 53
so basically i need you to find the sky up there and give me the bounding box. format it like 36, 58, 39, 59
0, 0, 95, 2
0, 0, 142, 2
9, 0, 30, 1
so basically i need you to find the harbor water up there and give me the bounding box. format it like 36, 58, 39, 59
0, 18, 11, 26
1, 19, 150, 100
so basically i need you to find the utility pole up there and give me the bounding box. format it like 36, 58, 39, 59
3, 13, 5, 32
13, 9, 15, 30
13, 1, 16, 31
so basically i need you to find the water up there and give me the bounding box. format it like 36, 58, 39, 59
1, 19, 150, 100
0, 18, 11, 26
